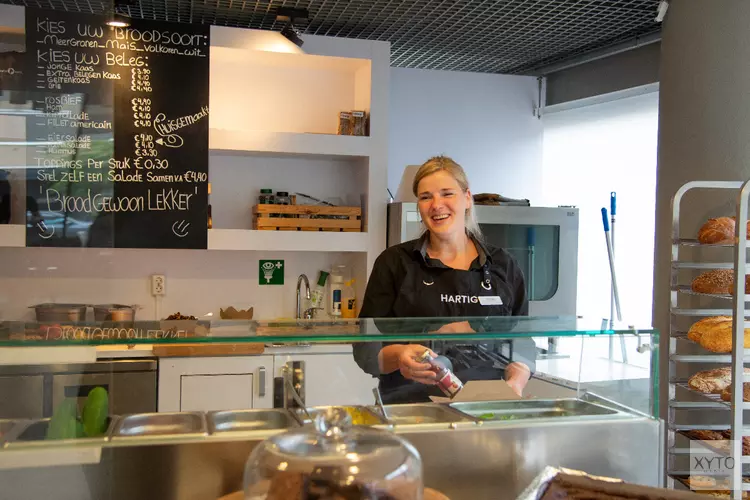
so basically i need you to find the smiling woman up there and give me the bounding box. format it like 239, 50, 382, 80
353, 155, 537, 404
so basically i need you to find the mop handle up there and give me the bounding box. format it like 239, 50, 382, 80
602, 208, 622, 321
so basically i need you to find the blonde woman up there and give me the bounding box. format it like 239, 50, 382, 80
354, 156, 535, 404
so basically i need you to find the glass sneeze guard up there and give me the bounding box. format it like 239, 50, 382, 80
0, 316, 657, 345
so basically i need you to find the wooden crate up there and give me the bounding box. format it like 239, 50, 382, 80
252, 204, 362, 232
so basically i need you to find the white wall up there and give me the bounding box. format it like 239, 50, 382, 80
541, 92, 659, 367
388, 67, 543, 201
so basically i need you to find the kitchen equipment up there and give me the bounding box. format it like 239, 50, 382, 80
387, 203, 579, 318
93, 304, 137, 322
29, 303, 88, 322
243, 407, 423, 499
113, 412, 206, 440
372, 387, 389, 421
208, 409, 299, 435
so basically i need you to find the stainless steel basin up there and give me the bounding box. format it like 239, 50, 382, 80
450, 398, 621, 422
369, 404, 476, 428
113, 412, 206, 440
208, 409, 299, 434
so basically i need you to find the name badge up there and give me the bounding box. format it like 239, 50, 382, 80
478, 296, 503, 306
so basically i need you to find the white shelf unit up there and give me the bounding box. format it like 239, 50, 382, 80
207, 229, 369, 252
208, 26, 389, 280
667, 180, 750, 499
209, 128, 370, 158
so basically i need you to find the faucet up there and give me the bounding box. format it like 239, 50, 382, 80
296, 274, 313, 320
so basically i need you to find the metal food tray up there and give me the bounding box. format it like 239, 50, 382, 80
293, 406, 386, 426
112, 412, 207, 441
449, 398, 622, 422
5, 417, 117, 448
208, 409, 299, 435
0, 419, 24, 447
368, 403, 476, 429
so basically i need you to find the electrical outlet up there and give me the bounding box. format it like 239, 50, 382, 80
151, 274, 166, 296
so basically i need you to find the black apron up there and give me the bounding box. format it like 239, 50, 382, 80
380, 258, 516, 404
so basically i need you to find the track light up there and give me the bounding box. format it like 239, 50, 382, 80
106, 13, 131, 27
281, 23, 304, 47
276, 6, 308, 47
107, 0, 131, 27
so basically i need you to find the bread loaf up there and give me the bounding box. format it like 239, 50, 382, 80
698, 217, 736, 244
698, 319, 750, 353
688, 316, 732, 342
697, 216, 750, 244
720, 383, 750, 402
692, 270, 734, 294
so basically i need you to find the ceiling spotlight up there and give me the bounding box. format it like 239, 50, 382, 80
107, 0, 132, 27
281, 23, 304, 47
106, 13, 131, 28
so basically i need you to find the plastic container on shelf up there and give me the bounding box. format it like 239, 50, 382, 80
341, 278, 357, 319
243, 407, 423, 500
328, 265, 348, 318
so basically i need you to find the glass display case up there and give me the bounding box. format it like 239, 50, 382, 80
0, 316, 661, 500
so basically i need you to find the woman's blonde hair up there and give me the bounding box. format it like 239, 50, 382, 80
412, 155, 483, 242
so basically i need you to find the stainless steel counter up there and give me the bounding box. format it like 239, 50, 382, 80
0, 410, 663, 500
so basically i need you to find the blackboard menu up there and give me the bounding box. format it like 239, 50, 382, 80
24, 9, 209, 249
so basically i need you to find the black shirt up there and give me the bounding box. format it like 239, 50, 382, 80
354, 234, 537, 403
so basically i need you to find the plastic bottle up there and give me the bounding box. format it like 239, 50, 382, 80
310, 271, 329, 312
341, 279, 357, 318
207, 182, 213, 229
329, 273, 344, 318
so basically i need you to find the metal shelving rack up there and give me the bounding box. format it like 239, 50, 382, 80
667, 180, 750, 500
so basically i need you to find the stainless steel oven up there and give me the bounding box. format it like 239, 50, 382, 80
387, 203, 579, 317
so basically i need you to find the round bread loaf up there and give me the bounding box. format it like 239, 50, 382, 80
698, 217, 736, 244
697, 318, 750, 353
688, 366, 750, 393
688, 315, 732, 342
692, 270, 734, 294
720, 383, 750, 402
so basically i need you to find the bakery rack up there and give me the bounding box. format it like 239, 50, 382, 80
667, 180, 750, 500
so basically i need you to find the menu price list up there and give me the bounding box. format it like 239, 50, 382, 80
24, 9, 209, 249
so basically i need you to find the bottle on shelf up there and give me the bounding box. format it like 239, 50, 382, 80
310, 270, 329, 313
341, 279, 357, 319
207, 182, 213, 229
328, 265, 348, 318
329, 274, 343, 318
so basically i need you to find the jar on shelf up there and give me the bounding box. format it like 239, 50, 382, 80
259, 188, 274, 205
276, 191, 292, 218
243, 407, 423, 500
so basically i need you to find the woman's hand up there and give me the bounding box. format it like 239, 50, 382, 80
379, 344, 438, 385
504, 362, 531, 397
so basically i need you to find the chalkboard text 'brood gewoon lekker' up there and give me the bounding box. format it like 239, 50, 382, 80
45, 187, 196, 214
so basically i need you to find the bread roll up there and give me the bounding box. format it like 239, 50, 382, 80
729, 274, 750, 296
720, 383, 750, 402
688, 316, 732, 342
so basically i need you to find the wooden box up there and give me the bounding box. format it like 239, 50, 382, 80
252, 204, 362, 232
